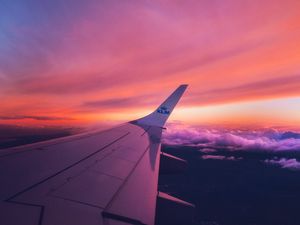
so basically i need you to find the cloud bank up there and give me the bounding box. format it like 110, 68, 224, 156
163, 124, 300, 151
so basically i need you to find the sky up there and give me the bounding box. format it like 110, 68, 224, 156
1, 0, 300, 128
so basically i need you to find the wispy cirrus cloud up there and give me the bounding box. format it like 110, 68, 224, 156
83, 97, 140, 109
191, 74, 300, 105
81, 93, 157, 110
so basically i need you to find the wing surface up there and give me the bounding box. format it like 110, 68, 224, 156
0, 85, 188, 225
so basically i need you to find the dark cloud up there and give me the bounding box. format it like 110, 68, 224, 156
0, 115, 72, 121
0, 124, 81, 149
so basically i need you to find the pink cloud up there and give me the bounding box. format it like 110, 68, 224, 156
201, 155, 241, 161
199, 148, 217, 153
202, 155, 226, 160
163, 124, 300, 151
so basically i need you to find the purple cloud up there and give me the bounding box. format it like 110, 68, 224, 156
163, 124, 300, 151
202, 155, 226, 160
264, 158, 300, 170
199, 148, 217, 153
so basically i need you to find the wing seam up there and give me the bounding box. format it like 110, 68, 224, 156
103, 144, 151, 213
102, 211, 146, 225
4, 132, 130, 225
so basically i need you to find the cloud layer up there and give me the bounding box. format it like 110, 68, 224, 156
163, 124, 300, 171
163, 124, 300, 151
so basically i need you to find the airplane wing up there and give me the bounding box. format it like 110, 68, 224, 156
0, 85, 192, 225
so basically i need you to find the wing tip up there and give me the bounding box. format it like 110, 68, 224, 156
135, 84, 188, 127
180, 84, 188, 88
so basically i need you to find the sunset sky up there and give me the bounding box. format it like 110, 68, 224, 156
1, 0, 300, 128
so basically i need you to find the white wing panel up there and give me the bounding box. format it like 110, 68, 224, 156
0, 127, 128, 200
0, 85, 188, 225
0, 123, 158, 225
103, 126, 162, 225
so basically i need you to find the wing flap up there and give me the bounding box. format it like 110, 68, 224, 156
104, 126, 162, 225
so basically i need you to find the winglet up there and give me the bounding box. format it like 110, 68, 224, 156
135, 85, 188, 127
